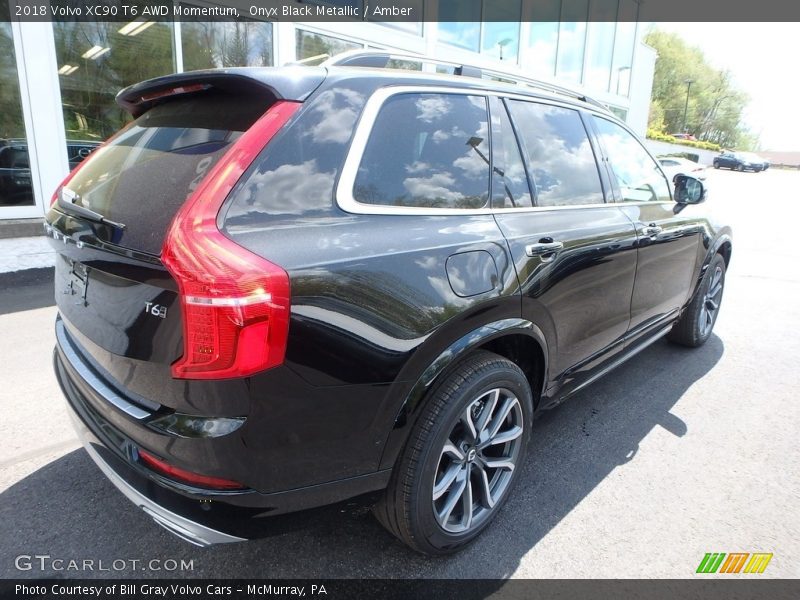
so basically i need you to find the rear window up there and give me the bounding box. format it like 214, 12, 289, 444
61, 90, 270, 255
353, 93, 490, 210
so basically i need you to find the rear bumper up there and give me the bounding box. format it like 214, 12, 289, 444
53, 320, 391, 546
74, 418, 244, 547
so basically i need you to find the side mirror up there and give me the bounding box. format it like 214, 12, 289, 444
674, 174, 706, 204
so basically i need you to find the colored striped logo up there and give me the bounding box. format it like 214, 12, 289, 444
696, 552, 773, 574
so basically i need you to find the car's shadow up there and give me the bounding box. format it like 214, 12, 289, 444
0, 335, 723, 579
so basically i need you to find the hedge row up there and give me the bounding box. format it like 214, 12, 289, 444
646, 129, 722, 152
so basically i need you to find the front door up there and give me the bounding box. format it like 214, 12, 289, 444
589, 115, 702, 339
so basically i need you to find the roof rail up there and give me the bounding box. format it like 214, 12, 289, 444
321, 49, 608, 111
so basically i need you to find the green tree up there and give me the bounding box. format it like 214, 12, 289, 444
645, 28, 759, 150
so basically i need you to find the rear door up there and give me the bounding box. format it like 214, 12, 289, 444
589, 115, 702, 339
492, 97, 638, 397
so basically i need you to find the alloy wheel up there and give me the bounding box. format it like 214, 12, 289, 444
700, 265, 724, 337
432, 387, 524, 533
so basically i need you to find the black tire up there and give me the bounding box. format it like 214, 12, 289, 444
373, 350, 533, 555
668, 254, 726, 347
713, 161, 720, 169
736, 164, 744, 172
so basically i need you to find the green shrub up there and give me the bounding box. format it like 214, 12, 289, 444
646, 129, 721, 152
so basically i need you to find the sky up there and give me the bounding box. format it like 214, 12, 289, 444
654, 23, 800, 151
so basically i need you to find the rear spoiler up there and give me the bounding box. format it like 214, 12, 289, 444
116, 67, 326, 118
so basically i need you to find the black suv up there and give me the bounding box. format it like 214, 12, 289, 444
47, 52, 731, 555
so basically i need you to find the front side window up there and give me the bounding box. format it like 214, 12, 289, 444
592, 116, 671, 203
354, 93, 490, 209
507, 100, 604, 207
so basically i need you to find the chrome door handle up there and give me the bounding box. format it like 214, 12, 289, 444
642, 224, 663, 237
525, 241, 564, 257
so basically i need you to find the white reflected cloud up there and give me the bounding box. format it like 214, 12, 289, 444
306, 88, 365, 144
230, 159, 334, 215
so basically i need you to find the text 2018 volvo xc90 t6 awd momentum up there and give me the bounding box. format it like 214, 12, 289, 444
47, 52, 731, 555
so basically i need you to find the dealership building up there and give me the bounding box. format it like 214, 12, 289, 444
0, 0, 655, 226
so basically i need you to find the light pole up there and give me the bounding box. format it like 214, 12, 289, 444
682, 79, 694, 134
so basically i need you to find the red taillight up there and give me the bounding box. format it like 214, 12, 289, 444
138, 449, 244, 490
162, 100, 301, 380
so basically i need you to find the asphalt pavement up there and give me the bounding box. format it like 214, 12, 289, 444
0, 169, 798, 579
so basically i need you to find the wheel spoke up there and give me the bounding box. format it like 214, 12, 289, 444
461, 406, 477, 442
461, 467, 473, 530
436, 468, 468, 527
708, 280, 723, 299
433, 463, 462, 501
487, 396, 520, 439
488, 424, 523, 446
475, 389, 500, 439
484, 458, 515, 472
702, 308, 713, 333
475, 463, 495, 509
441, 440, 464, 462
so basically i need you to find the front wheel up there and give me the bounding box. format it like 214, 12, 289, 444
668, 254, 726, 347
737, 164, 744, 172
373, 351, 533, 555
713, 161, 720, 169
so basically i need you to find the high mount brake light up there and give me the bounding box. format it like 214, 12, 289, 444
161, 100, 301, 380
140, 83, 210, 102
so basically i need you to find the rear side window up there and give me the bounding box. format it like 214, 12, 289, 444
507, 100, 604, 207
353, 93, 490, 209
61, 90, 270, 255
592, 116, 670, 203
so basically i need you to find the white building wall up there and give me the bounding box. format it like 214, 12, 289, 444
628, 41, 656, 137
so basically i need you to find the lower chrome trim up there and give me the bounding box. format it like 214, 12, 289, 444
81, 438, 246, 547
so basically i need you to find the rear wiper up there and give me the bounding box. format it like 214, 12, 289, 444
57, 192, 126, 231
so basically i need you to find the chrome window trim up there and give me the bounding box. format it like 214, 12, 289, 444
335, 85, 629, 216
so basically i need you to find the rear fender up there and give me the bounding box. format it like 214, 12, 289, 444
377, 318, 548, 471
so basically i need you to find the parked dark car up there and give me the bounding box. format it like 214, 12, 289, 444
0, 142, 33, 205
47, 52, 732, 555
0, 140, 99, 206
713, 151, 765, 172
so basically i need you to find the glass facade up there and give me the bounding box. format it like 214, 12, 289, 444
555, 0, 588, 84
481, 1, 521, 62
2, 8, 646, 218
1, 17, 33, 207
181, 20, 273, 70
527, 0, 560, 78
438, 0, 482, 51
53, 22, 175, 144
296, 29, 362, 61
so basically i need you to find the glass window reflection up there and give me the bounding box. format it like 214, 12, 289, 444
593, 116, 670, 203
355, 93, 490, 209
508, 100, 604, 207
